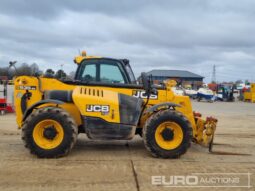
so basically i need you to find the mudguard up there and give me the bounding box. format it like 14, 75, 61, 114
22, 99, 64, 122
144, 102, 181, 114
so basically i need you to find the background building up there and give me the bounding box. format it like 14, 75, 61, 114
146, 69, 204, 89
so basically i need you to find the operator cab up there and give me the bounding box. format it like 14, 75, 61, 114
72, 52, 161, 91
75, 58, 137, 85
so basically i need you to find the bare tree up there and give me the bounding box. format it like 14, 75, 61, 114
30, 63, 40, 75
55, 69, 67, 79
17, 63, 31, 76
68, 71, 76, 80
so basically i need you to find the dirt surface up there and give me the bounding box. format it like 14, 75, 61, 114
0, 101, 254, 191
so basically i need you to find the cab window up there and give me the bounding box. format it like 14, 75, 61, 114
100, 64, 125, 84
80, 64, 96, 82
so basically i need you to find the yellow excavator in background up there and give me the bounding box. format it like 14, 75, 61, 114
13, 51, 217, 158
244, 83, 255, 103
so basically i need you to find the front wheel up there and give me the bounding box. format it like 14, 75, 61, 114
143, 110, 192, 158
22, 107, 78, 158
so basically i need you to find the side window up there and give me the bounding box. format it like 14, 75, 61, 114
81, 64, 96, 82
100, 64, 125, 84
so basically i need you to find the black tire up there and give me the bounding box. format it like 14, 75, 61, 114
22, 107, 78, 158
143, 110, 192, 158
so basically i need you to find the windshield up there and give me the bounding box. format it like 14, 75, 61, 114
125, 64, 136, 84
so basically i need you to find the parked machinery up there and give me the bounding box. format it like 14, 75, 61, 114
244, 83, 255, 103
0, 80, 14, 115
216, 85, 235, 102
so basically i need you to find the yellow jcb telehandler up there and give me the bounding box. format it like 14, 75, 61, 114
13, 51, 217, 158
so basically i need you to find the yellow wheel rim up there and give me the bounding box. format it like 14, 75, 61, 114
155, 122, 183, 150
33, 119, 64, 150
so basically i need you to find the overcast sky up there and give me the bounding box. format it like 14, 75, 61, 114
0, 0, 255, 82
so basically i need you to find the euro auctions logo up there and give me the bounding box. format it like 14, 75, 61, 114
152, 173, 252, 188
152, 175, 198, 186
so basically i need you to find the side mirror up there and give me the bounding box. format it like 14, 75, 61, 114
141, 72, 150, 93
141, 73, 158, 100
8, 61, 18, 77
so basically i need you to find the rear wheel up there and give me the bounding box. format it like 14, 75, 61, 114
143, 110, 192, 158
22, 107, 78, 158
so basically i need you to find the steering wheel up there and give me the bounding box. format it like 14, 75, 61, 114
82, 74, 93, 82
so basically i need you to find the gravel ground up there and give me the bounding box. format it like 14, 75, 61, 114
0, 101, 254, 191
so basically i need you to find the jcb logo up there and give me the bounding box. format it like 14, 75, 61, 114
132, 90, 158, 100
86, 105, 109, 113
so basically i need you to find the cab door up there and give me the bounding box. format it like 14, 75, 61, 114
98, 60, 128, 84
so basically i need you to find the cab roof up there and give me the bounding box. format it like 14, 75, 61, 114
74, 51, 129, 66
